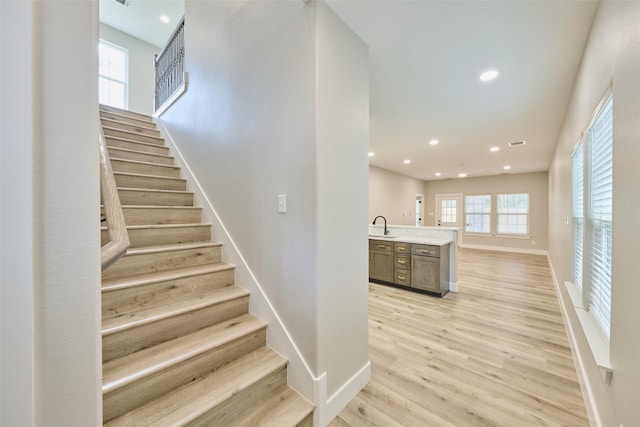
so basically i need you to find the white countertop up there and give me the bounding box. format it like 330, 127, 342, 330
368, 235, 453, 246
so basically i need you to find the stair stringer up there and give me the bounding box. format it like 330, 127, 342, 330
153, 118, 321, 406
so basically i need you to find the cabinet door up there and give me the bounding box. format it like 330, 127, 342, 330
411, 255, 440, 293
370, 251, 394, 283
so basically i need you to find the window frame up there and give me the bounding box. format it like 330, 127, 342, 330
496, 192, 530, 236
98, 39, 129, 109
464, 194, 492, 234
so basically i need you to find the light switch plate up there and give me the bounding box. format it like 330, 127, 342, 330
278, 194, 286, 213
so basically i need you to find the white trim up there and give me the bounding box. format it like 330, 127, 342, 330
458, 242, 548, 256
547, 257, 601, 427
314, 361, 371, 426
495, 234, 532, 240
154, 118, 320, 401
154, 72, 189, 117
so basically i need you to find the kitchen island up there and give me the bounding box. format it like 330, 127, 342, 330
368, 225, 459, 296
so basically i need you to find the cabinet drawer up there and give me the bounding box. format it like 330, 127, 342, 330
412, 244, 440, 257
394, 269, 411, 286
394, 242, 410, 253
395, 254, 410, 269
369, 240, 393, 252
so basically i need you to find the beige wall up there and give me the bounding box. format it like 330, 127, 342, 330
369, 166, 424, 226
424, 172, 548, 252
548, 1, 640, 426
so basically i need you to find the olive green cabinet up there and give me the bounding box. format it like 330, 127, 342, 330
369, 240, 394, 283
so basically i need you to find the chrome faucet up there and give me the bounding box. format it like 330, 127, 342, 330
372, 216, 390, 235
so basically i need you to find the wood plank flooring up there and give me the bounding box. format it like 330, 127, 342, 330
330, 248, 589, 426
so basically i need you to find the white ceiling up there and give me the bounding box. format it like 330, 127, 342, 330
99, 0, 184, 48
100, 0, 599, 181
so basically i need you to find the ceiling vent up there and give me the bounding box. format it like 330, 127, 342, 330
508, 140, 526, 147
114, 0, 130, 6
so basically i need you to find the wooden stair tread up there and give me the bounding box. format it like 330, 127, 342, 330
100, 223, 211, 232
101, 117, 158, 132
103, 126, 165, 143
102, 285, 249, 334
113, 171, 186, 183
100, 110, 155, 127
110, 157, 180, 170
108, 146, 174, 161
105, 135, 168, 150
124, 241, 222, 254
102, 263, 234, 291
100, 104, 154, 122
231, 385, 314, 427
104, 346, 286, 426
103, 313, 266, 393
117, 186, 193, 195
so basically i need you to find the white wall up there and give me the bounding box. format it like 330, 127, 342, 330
316, 0, 370, 421
100, 23, 158, 115
548, 1, 640, 425
159, 0, 369, 422
369, 166, 425, 225
1, 1, 101, 425
1, 1, 35, 424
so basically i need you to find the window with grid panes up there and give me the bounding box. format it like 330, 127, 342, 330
99, 40, 128, 109
497, 193, 529, 235
464, 195, 491, 233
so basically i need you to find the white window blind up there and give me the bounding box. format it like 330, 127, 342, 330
585, 95, 613, 339
497, 193, 529, 235
464, 195, 491, 233
572, 141, 584, 289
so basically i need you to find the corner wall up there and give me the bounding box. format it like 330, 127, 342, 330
1, 0, 102, 425
547, 1, 640, 425
158, 1, 369, 423
369, 166, 425, 225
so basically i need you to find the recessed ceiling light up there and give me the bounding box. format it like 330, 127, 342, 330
160, 15, 170, 23
504, 165, 511, 170
458, 172, 467, 178
480, 69, 499, 82
435, 172, 441, 177
368, 152, 375, 157
429, 139, 440, 146
403, 159, 411, 164
490, 146, 500, 152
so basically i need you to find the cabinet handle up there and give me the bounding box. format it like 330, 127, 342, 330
398, 247, 406, 252
419, 249, 431, 254
377, 245, 387, 249
398, 259, 406, 265
398, 274, 406, 280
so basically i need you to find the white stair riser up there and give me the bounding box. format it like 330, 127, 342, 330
101, 119, 160, 137
101, 225, 211, 248
103, 270, 235, 319
106, 137, 169, 155
108, 148, 174, 165
118, 189, 194, 206
103, 127, 164, 145
103, 295, 250, 362
103, 328, 266, 423
102, 245, 222, 281
111, 159, 180, 178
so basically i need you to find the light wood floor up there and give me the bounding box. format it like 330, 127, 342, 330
329, 248, 589, 426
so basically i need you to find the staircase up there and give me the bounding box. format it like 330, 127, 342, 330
100, 104, 314, 426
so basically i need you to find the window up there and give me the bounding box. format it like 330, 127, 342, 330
440, 199, 457, 224
497, 193, 529, 235
573, 95, 613, 340
465, 195, 491, 233
99, 40, 128, 109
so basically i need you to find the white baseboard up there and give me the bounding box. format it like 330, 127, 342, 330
459, 242, 549, 256
547, 255, 601, 427
314, 361, 371, 427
